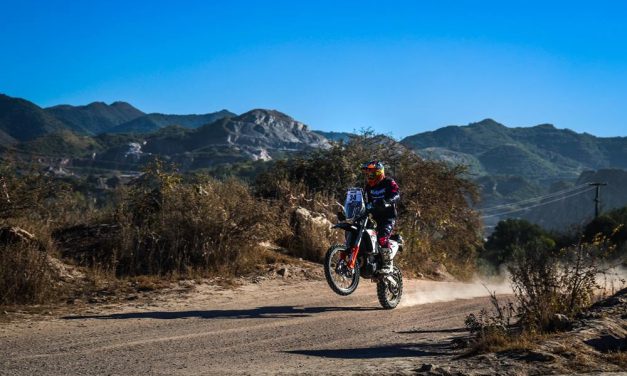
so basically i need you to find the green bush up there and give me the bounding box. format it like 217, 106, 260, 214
482, 219, 556, 268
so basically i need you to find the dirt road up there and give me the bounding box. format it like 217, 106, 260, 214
1, 279, 506, 375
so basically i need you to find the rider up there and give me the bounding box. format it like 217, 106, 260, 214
361, 160, 400, 274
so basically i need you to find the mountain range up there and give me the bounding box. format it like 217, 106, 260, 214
46, 101, 145, 134
0, 94, 67, 144
2, 93, 627, 231
0, 94, 238, 143
401, 119, 627, 183
107, 110, 236, 134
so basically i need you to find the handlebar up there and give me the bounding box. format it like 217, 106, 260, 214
337, 200, 392, 223
366, 201, 391, 211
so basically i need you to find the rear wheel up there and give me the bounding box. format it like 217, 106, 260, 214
377, 266, 403, 309
324, 244, 360, 296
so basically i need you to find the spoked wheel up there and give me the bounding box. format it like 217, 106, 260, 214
377, 265, 403, 309
324, 244, 360, 296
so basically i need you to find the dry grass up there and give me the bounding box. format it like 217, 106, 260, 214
0, 160, 292, 305
0, 242, 59, 305
107, 167, 288, 277
286, 215, 333, 263
126, 275, 172, 292
467, 331, 540, 354
604, 350, 627, 368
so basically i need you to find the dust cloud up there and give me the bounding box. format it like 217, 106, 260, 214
400, 266, 626, 308
401, 279, 513, 308
597, 265, 627, 294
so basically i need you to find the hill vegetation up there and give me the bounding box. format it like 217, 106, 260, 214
46, 101, 145, 135
18, 130, 102, 157
400, 118, 627, 182
108, 110, 235, 134
400, 119, 627, 231
0, 94, 67, 144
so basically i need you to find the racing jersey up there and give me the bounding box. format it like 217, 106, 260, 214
365, 177, 400, 219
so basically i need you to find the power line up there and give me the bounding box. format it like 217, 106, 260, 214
589, 182, 607, 218
480, 183, 591, 213
480, 187, 595, 219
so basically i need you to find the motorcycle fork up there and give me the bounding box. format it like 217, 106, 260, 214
347, 246, 359, 269
347, 217, 367, 270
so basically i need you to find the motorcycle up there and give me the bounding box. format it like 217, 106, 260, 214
324, 187, 404, 309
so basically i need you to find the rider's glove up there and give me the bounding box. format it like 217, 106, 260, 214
374, 199, 387, 209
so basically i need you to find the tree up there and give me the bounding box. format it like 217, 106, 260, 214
583, 206, 627, 261
483, 219, 556, 267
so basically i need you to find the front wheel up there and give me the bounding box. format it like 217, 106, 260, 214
324, 244, 360, 296
377, 266, 403, 309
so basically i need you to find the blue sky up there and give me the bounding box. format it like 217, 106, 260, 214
1, 1, 626, 138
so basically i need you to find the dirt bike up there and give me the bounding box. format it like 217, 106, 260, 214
324, 187, 404, 309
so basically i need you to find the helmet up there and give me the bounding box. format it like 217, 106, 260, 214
361, 160, 385, 187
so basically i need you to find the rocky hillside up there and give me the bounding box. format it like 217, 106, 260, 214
84, 109, 331, 170
197, 109, 329, 150
46, 101, 145, 135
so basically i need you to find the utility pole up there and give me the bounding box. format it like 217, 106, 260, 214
588, 182, 607, 218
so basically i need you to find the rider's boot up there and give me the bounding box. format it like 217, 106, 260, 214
379, 247, 394, 274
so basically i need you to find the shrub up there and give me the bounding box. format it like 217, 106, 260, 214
465, 235, 617, 352
0, 163, 68, 305
583, 207, 627, 262
108, 160, 287, 276
254, 177, 342, 262
0, 162, 83, 225
0, 242, 58, 305
508, 238, 608, 332
396, 160, 481, 278
465, 291, 515, 337
463, 291, 525, 353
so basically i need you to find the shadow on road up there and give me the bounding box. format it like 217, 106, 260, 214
396, 327, 467, 334
287, 342, 452, 359
62, 305, 379, 320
